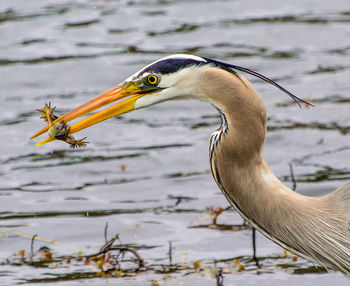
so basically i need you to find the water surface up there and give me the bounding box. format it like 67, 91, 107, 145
1, 0, 350, 285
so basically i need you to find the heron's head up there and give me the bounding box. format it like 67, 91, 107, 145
31, 54, 310, 145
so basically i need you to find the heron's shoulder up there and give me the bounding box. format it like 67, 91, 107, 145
332, 181, 350, 200
327, 181, 350, 218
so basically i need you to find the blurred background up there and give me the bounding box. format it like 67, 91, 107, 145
1, 0, 350, 285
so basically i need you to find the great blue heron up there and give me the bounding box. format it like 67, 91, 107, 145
32, 54, 350, 277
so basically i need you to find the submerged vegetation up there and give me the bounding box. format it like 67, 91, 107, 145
3, 165, 330, 284
3, 218, 327, 285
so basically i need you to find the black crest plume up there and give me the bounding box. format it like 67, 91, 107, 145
203, 57, 313, 108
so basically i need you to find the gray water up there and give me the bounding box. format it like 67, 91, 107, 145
1, 0, 350, 285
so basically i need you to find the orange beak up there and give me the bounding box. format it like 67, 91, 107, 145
31, 82, 144, 146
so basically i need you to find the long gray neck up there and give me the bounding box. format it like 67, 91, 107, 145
207, 72, 350, 274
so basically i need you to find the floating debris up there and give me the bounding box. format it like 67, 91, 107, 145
36, 103, 88, 148
193, 260, 201, 271
38, 246, 53, 262
209, 206, 225, 225
7, 223, 327, 283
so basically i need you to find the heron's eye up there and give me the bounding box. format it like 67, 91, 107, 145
146, 75, 160, 86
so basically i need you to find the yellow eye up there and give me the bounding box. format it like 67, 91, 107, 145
146, 75, 159, 85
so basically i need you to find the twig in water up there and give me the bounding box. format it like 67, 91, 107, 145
30, 234, 37, 263
110, 245, 145, 268
85, 234, 144, 271
289, 162, 297, 192
167, 194, 195, 207
104, 222, 109, 243
210, 206, 231, 225
216, 268, 224, 286
168, 241, 173, 266
99, 235, 118, 255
